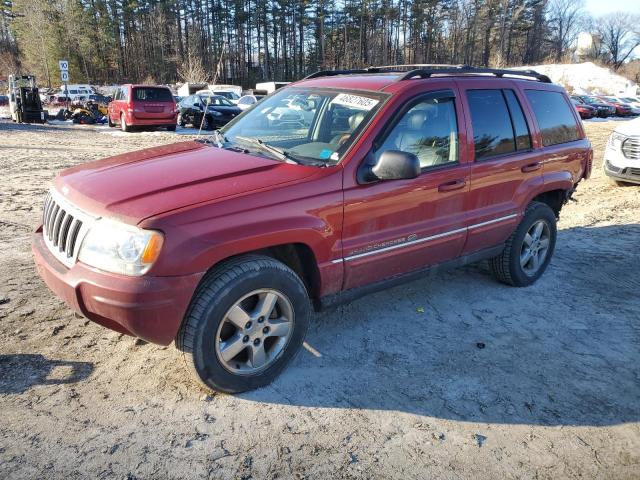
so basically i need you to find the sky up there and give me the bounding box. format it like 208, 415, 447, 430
584, 0, 640, 59
584, 0, 639, 16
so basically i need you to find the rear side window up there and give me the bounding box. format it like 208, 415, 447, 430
525, 90, 580, 146
133, 87, 172, 102
467, 90, 516, 159
503, 90, 531, 151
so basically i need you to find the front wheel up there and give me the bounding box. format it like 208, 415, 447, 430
177, 255, 310, 393
489, 202, 557, 287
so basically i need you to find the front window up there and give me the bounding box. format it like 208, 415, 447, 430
221, 88, 386, 164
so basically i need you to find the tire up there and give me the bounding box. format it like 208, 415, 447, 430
120, 113, 130, 132
167, 124, 176, 132
177, 255, 311, 393
489, 201, 557, 287
108, 115, 114, 127
177, 114, 185, 127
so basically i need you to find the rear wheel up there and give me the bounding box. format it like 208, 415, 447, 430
120, 113, 130, 132
177, 255, 310, 393
108, 114, 114, 127
489, 202, 557, 287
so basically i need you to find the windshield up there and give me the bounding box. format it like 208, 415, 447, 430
201, 95, 234, 107
216, 91, 240, 101
221, 88, 385, 164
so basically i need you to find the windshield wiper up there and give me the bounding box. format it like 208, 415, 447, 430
233, 135, 300, 164
212, 129, 228, 148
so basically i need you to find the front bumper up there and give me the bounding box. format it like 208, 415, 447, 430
32, 227, 203, 345
603, 159, 640, 185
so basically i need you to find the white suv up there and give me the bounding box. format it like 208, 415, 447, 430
603, 117, 640, 185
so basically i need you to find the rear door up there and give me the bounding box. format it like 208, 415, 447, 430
341, 88, 471, 290
457, 81, 545, 254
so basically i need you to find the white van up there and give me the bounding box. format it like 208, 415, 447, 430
55, 84, 95, 102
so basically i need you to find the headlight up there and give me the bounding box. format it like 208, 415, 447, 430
78, 219, 164, 276
608, 132, 626, 150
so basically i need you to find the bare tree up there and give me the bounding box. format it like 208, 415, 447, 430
596, 12, 640, 70
548, 0, 585, 62
177, 50, 211, 83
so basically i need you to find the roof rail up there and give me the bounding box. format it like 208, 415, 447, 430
303, 64, 552, 83
304, 69, 371, 79
304, 64, 464, 80
399, 66, 552, 83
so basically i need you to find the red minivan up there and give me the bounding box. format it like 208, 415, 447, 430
108, 84, 177, 132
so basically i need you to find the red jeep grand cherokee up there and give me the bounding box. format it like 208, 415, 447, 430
108, 84, 177, 132
33, 66, 592, 393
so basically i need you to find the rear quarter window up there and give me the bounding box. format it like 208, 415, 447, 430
525, 90, 580, 146
133, 88, 173, 102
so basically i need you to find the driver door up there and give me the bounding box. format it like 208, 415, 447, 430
341, 90, 470, 290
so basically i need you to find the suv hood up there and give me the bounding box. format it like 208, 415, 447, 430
55, 141, 318, 224
615, 117, 640, 137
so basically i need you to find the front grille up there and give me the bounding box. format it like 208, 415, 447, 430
41, 189, 94, 268
627, 167, 640, 176
622, 137, 640, 160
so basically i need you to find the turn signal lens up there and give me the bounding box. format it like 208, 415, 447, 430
141, 233, 164, 264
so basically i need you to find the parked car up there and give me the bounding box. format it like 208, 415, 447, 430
33, 66, 592, 393
572, 95, 615, 117
177, 94, 241, 129
0, 95, 8, 106
606, 96, 640, 115
603, 117, 640, 185
596, 96, 635, 117
571, 98, 596, 119
107, 84, 177, 132
237, 94, 264, 110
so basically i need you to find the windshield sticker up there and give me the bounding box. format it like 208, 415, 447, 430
330, 93, 379, 110
319, 149, 334, 159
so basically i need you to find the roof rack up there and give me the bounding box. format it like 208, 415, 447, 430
303, 64, 552, 83
399, 65, 552, 83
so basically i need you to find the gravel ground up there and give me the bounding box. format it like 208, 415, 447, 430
0, 119, 638, 479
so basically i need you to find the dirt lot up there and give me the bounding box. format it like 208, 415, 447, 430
0, 119, 638, 479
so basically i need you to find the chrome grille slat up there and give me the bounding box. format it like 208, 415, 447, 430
622, 137, 640, 160
66, 219, 83, 258
41, 188, 96, 268
52, 209, 66, 246
47, 205, 59, 240
59, 215, 73, 252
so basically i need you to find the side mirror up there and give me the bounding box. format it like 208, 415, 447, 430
358, 150, 420, 183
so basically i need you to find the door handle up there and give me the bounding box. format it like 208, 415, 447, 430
521, 162, 542, 173
438, 179, 466, 192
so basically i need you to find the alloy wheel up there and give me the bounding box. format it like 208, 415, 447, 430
215, 289, 294, 375
520, 219, 551, 276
